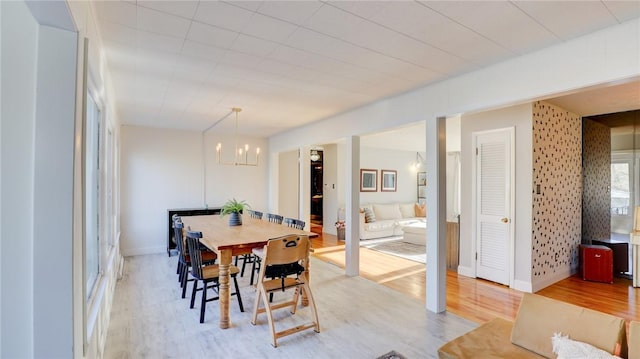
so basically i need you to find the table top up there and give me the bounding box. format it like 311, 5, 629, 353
181, 215, 316, 253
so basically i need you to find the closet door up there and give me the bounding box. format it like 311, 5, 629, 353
474, 128, 514, 286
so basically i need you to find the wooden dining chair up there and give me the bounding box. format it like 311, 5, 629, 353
251, 234, 319, 347
185, 231, 244, 323
173, 220, 218, 299
284, 217, 305, 230
235, 210, 264, 278
265, 213, 284, 224
246, 209, 263, 219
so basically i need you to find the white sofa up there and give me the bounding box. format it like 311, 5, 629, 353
359, 203, 425, 240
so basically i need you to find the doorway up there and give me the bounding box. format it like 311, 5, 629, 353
310, 149, 323, 234
584, 109, 640, 278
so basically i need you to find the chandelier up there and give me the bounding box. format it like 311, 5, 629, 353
215, 107, 260, 166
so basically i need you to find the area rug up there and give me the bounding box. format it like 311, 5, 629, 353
361, 237, 426, 263
377, 350, 407, 359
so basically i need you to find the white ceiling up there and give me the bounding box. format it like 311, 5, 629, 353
93, 0, 640, 137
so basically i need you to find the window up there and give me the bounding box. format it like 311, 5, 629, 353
85, 91, 100, 299
611, 162, 630, 216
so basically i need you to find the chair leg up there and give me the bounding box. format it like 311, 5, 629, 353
302, 281, 320, 333
262, 289, 278, 347
251, 282, 262, 325
200, 280, 207, 323
190, 279, 198, 309
250, 258, 259, 286
240, 254, 250, 277
181, 263, 189, 288
181, 268, 189, 299
290, 287, 301, 315
232, 275, 244, 312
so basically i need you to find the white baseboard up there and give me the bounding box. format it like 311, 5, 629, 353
121, 246, 165, 257
457, 265, 475, 278
513, 279, 533, 293
531, 266, 575, 292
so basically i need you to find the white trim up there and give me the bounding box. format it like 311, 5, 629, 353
532, 266, 576, 292
457, 265, 475, 278
508, 128, 516, 289
513, 279, 533, 293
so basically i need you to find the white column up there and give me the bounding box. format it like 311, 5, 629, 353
345, 136, 360, 276
426, 117, 447, 312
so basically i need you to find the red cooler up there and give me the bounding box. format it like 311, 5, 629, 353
580, 244, 613, 283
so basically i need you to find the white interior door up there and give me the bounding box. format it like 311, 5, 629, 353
474, 128, 514, 286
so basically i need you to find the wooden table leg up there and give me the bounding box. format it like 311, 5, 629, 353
218, 249, 232, 329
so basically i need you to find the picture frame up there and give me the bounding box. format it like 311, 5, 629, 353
360, 169, 378, 192
381, 169, 397, 192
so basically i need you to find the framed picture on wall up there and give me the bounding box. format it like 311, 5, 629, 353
381, 169, 397, 192
360, 169, 378, 192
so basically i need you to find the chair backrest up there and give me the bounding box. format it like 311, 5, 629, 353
284, 217, 305, 230
263, 235, 310, 266
266, 213, 284, 224
173, 220, 186, 257
634, 206, 640, 231
185, 231, 204, 278
249, 210, 263, 219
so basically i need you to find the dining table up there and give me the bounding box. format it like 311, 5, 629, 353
181, 214, 318, 329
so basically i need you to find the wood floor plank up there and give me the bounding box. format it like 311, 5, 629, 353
104, 250, 476, 358
312, 233, 640, 325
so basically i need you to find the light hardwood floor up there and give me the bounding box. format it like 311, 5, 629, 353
105, 234, 638, 358
312, 233, 640, 325
104, 252, 475, 358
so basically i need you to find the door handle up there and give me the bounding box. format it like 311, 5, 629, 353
501, 218, 509, 223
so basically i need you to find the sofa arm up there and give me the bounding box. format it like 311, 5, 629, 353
359, 212, 365, 237
438, 318, 539, 358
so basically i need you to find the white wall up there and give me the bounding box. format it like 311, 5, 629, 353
459, 103, 533, 290
446, 116, 461, 152
359, 147, 421, 205
278, 149, 299, 218
1, 2, 38, 356
121, 126, 203, 255
32, 24, 77, 357
1, 2, 86, 356
120, 125, 269, 256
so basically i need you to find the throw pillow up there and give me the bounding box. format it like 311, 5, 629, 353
363, 207, 376, 223
414, 203, 426, 217
551, 333, 621, 359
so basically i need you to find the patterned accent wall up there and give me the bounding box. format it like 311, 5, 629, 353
532, 101, 582, 278
582, 119, 611, 241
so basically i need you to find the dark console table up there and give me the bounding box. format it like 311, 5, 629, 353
592, 238, 629, 275
167, 207, 220, 256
